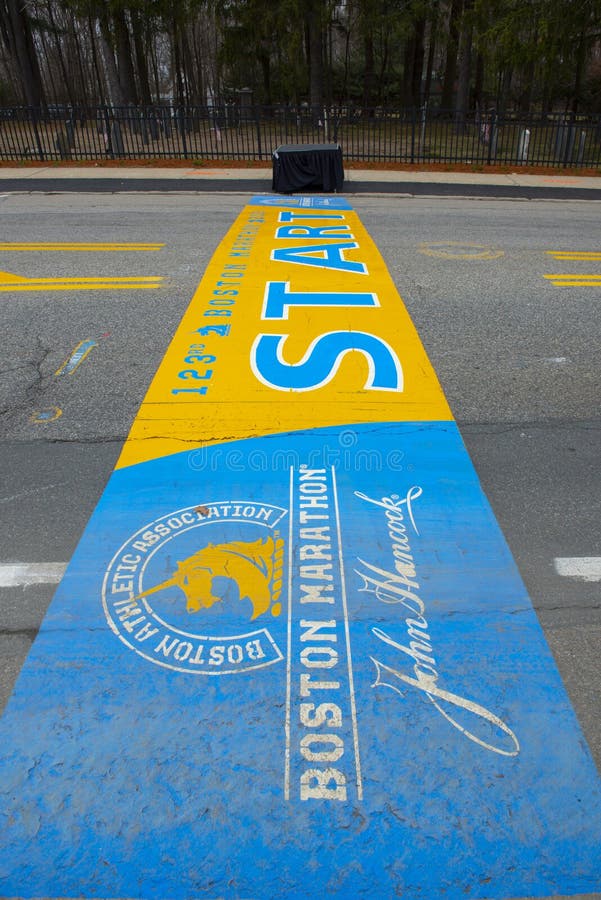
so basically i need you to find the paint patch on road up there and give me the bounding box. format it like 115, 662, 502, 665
29, 407, 62, 424
418, 240, 504, 260
55, 339, 98, 377
555, 557, 601, 582
0, 563, 67, 587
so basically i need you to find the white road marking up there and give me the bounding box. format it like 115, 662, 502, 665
0, 563, 66, 587
331, 466, 364, 799
554, 557, 601, 582
284, 467, 294, 801
0, 483, 68, 505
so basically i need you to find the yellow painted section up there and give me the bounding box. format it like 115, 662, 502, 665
546, 251, 601, 260
0, 243, 164, 251
546, 281, 601, 286
544, 274, 601, 286
0, 270, 28, 283
117, 203, 452, 469
419, 241, 504, 260
0, 271, 163, 292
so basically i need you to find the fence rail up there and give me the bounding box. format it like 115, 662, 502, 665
1, 104, 600, 168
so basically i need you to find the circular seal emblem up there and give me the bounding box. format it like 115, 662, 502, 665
102, 500, 287, 675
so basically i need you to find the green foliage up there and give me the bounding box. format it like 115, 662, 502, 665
475, 0, 601, 111
0, 0, 599, 112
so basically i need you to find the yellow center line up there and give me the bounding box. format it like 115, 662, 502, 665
0, 243, 164, 251
0, 281, 163, 293
547, 281, 601, 287
544, 274, 601, 280
0, 276, 163, 283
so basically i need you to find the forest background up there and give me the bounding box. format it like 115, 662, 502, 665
1, 1, 600, 167
1, 0, 600, 115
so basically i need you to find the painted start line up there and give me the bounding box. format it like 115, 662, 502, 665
1, 196, 600, 899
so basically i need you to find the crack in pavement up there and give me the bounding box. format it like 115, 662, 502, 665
0, 336, 55, 417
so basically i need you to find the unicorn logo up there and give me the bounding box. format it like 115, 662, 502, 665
135, 535, 285, 621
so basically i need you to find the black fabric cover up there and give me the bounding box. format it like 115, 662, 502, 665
272, 144, 344, 193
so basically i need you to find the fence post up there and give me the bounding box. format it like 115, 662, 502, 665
103, 106, 113, 157
487, 110, 497, 164
54, 130, 71, 160
177, 107, 188, 158
557, 115, 576, 166
410, 107, 416, 164
518, 128, 530, 164
140, 111, 149, 146
148, 111, 159, 141
255, 106, 263, 160
576, 131, 586, 166
31, 107, 45, 161
419, 104, 427, 159
111, 120, 124, 157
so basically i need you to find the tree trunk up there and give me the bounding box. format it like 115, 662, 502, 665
88, 14, 106, 105
411, 14, 426, 107
306, 0, 324, 109
113, 7, 138, 104
150, 35, 161, 103
423, 5, 439, 107
190, 23, 205, 107
37, 21, 58, 103
180, 27, 199, 104
441, 0, 462, 110
171, 16, 185, 106
517, 56, 534, 114
358, 0, 376, 111
572, 19, 589, 114
130, 8, 152, 106
496, 67, 512, 116
402, 34, 414, 106
473, 51, 484, 111
70, 9, 92, 104
454, 7, 473, 128
46, 0, 75, 106
259, 49, 272, 105
363, 28, 375, 111
6, 0, 45, 106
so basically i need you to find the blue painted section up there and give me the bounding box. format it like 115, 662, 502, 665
1, 422, 601, 898
56, 339, 97, 376
250, 195, 353, 209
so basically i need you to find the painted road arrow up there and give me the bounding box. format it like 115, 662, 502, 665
1, 196, 600, 899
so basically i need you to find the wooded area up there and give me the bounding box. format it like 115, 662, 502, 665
1, 0, 600, 115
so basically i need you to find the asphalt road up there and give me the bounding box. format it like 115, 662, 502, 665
0, 185, 599, 799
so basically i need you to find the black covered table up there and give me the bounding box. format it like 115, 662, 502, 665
272, 143, 344, 193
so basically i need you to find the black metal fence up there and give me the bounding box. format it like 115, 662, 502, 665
1, 104, 601, 168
